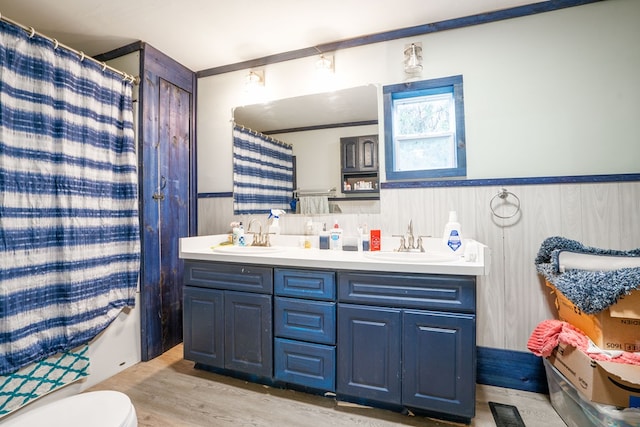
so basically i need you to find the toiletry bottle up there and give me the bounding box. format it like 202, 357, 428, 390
442, 211, 463, 252
303, 219, 313, 248
370, 229, 381, 251
319, 223, 330, 250
361, 224, 370, 251
238, 221, 245, 246
330, 220, 343, 250
268, 209, 285, 235
231, 222, 240, 245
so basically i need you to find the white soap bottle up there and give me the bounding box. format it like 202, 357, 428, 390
330, 220, 343, 251
237, 221, 246, 246
442, 211, 463, 253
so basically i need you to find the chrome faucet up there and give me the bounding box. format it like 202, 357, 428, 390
246, 218, 270, 246
394, 220, 425, 252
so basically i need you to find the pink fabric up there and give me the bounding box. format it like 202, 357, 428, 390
528, 319, 640, 366
528, 319, 588, 357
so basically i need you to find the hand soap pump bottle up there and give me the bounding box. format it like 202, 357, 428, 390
330, 220, 343, 251
442, 211, 463, 253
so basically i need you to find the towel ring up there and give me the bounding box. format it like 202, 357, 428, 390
490, 188, 521, 219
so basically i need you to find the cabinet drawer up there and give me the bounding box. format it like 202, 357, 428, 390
184, 261, 273, 294
275, 338, 335, 392
275, 268, 335, 300
338, 272, 475, 312
275, 297, 336, 345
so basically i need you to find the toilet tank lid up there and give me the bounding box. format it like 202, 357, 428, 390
2, 390, 136, 427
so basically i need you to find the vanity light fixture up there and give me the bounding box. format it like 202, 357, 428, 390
245, 70, 264, 88
316, 54, 334, 74
404, 42, 423, 75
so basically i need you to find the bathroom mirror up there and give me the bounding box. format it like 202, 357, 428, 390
233, 85, 381, 214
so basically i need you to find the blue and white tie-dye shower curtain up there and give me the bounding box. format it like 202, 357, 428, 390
0, 20, 140, 374
233, 125, 293, 214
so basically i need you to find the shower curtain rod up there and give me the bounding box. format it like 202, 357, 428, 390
234, 122, 293, 148
0, 12, 139, 84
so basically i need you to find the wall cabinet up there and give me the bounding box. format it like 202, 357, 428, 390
336, 271, 476, 421
182, 261, 477, 422
340, 135, 379, 194
183, 261, 273, 378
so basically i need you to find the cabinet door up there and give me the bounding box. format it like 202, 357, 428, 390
337, 304, 401, 405
403, 310, 476, 419
224, 291, 273, 377
341, 137, 359, 171
358, 136, 378, 171
183, 287, 224, 368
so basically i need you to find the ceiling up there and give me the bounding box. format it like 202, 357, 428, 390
1, 0, 543, 73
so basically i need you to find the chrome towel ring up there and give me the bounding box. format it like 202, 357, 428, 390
490, 188, 521, 219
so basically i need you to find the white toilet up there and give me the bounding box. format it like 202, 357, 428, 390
2, 390, 137, 427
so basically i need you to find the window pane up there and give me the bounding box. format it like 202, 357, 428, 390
394, 93, 453, 136
383, 75, 466, 180
395, 136, 456, 171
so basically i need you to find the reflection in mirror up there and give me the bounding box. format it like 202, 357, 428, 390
233, 85, 381, 214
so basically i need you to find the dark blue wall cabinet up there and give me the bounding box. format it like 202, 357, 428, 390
183, 262, 477, 422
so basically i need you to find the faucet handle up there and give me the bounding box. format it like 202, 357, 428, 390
392, 234, 406, 252
417, 235, 431, 252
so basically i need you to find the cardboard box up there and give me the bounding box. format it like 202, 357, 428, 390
548, 343, 640, 408
547, 282, 640, 352
544, 358, 640, 426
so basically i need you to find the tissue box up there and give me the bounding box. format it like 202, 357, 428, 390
548, 342, 640, 409
547, 282, 640, 352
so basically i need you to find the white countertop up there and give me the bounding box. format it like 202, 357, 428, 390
179, 234, 490, 276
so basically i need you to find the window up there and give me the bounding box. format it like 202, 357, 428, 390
383, 75, 466, 180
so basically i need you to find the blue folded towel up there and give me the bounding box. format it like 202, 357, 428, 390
535, 236, 640, 314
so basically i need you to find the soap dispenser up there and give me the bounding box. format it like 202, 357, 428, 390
442, 211, 463, 252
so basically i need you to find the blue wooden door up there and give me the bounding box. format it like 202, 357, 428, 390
140, 45, 196, 361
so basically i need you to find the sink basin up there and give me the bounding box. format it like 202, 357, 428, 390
213, 245, 284, 255
364, 251, 460, 263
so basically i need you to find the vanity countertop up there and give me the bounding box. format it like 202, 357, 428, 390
179, 234, 490, 276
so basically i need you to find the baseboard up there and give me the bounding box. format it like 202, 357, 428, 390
477, 346, 548, 394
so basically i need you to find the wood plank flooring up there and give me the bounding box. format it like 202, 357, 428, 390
88, 344, 566, 427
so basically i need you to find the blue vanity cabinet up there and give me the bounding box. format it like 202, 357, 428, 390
337, 303, 402, 404
336, 271, 477, 421
183, 286, 224, 368
273, 268, 337, 392
183, 261, 273, 378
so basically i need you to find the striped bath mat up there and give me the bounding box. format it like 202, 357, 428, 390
0, 345, 90, 417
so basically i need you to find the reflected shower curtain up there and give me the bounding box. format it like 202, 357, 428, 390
233, 125, 293, 214
0, 20, 140, 374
